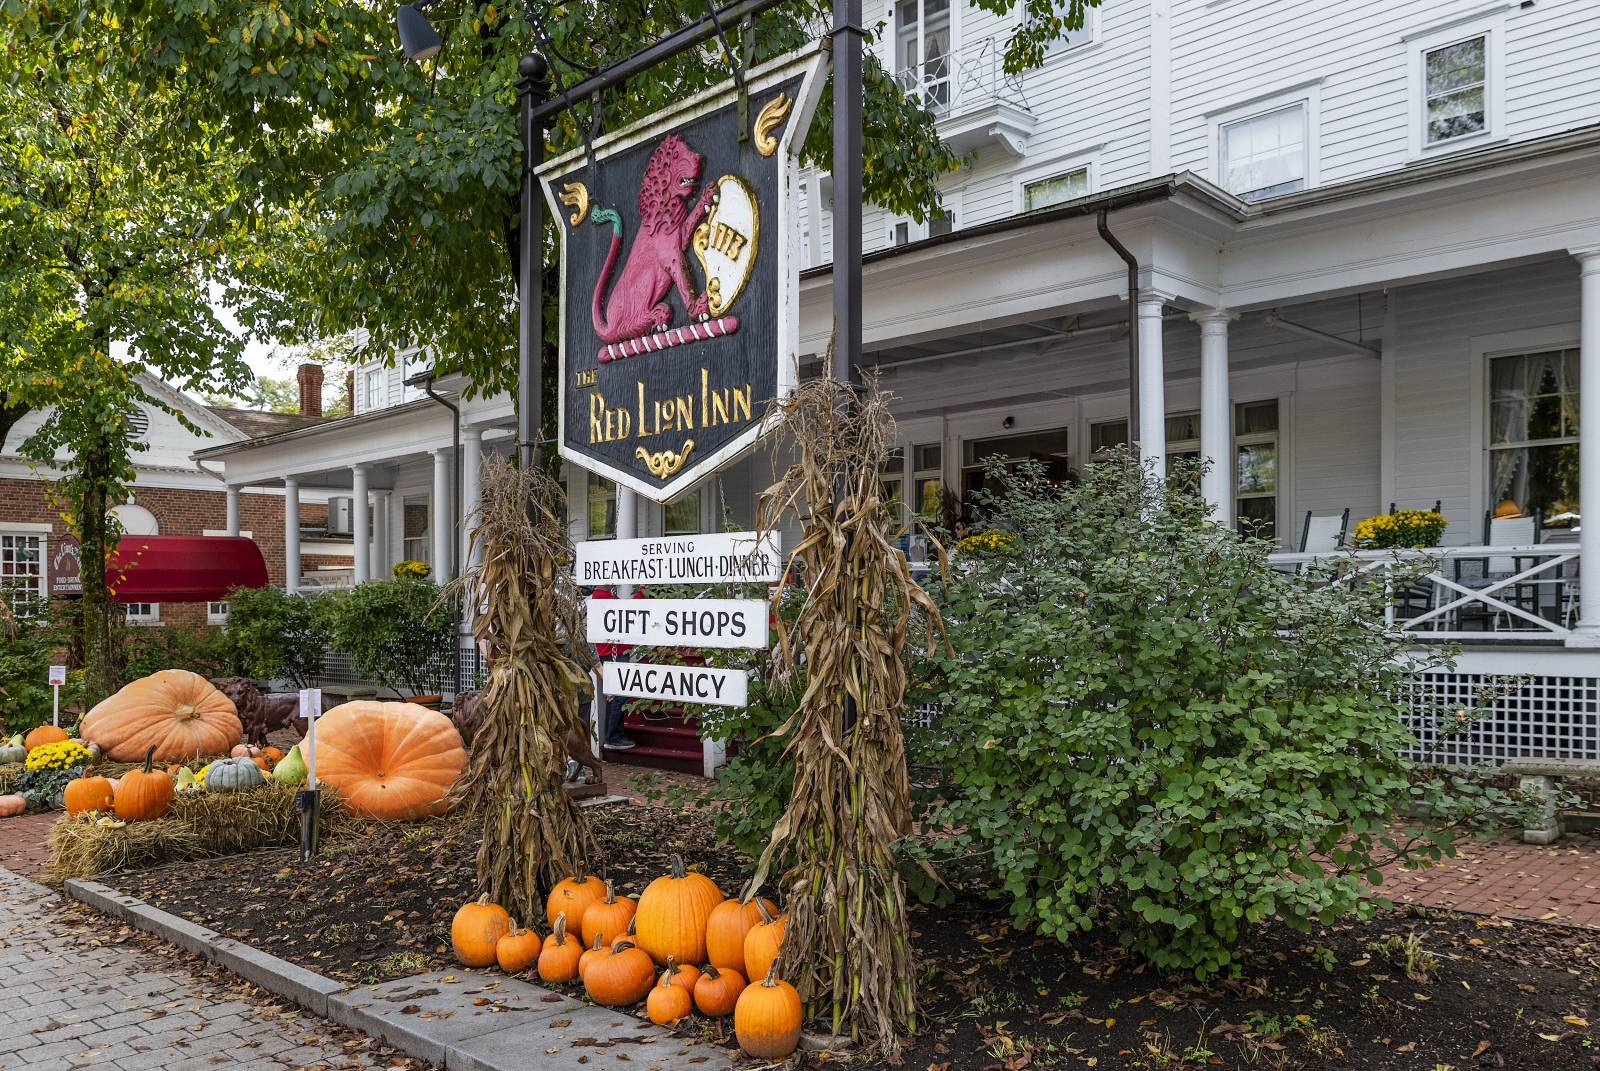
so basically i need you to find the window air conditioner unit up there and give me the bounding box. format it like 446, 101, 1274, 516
326, 496, 354, 535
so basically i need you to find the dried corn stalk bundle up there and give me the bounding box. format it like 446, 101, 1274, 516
447, 454, 593, 922
749, 373, 945, 1054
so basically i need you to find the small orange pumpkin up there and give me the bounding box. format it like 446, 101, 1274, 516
635, 853, 722, 967
583, 941, 656, 1007
496, 918, 541, 974
260, 747, 286, 765
537, 912, 584, 983
63, 775, 116, 816
611, 915, 639, 951
706, 894, 779, 974
743, 898, 786, 984
580, 879, 637, 948
659, 956, 701, 993
734, 958, 803, 1059
646, 973, 693, 1026
113, 746, 175, 822
546, 874, 606, 931
693, 963, 746, 1018
578, 932, 609, 981
251, 756, 271, 771
451, 894, 511, 967
24, 725, 68, 752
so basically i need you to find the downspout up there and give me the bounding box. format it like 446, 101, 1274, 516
1097, 209, 1141, 443
421, 376, 461, 697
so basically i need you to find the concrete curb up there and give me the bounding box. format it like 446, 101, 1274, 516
64, 879, 735, 1071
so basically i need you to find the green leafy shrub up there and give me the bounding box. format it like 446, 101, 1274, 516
322, 577, 457, 698
0, 598, 82, 736
120, 622, 230, 682
221, 585, 330, 687
919, 451, 1505, 981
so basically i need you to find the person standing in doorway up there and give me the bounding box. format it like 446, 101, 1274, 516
590, 586, 638, 750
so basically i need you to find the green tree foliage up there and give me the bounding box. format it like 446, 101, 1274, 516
0, 600, 82, 737
120, 623, 232, 685
0, 16, 301, 702
12, 0, 1096, 397
221, 585, 331, 688
322, 577, 457, 698
919, 453, 1511, 980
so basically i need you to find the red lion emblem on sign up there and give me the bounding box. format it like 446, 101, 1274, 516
590, 134, 718, 345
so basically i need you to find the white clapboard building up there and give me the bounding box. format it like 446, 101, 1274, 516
198, 0, 1600, 772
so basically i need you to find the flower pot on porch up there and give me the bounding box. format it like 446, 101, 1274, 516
403, 694, 443, 710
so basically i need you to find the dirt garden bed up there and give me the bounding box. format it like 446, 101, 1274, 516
107, 801, 1599, 1071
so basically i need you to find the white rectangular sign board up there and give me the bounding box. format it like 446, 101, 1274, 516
588, 598, 769, 650
602, 661, 750, 708
575, 531, 781, 587
47, 665, 66, 687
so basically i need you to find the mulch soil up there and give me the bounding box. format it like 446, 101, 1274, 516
111, 802, 1599, 1071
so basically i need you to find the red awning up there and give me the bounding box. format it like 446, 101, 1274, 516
107, 536, 269, 603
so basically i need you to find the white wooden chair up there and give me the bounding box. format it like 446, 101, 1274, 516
1298, 509, 1350, 553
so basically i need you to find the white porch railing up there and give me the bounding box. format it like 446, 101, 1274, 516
1267, 544, 1581, 642
893, 36, 1029, 119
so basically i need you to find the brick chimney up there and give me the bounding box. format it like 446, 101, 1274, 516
296, 362, 324, 418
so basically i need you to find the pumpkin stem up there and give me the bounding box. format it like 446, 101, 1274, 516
142, 745, 156, 774
763, 956, 782, 988
668, 852, 686, 879
664, 955, 677, 981
602, 877, 616, 904
553, 912, 567, 944
626, 915, 636, 936
590, 932, 604, 952
754, 898, 776, 925
702, 964, 720, 981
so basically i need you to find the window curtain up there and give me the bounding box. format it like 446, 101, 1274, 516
1489, 352, 1561, 509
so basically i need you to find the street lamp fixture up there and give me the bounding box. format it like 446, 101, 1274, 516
397, 3, 443, 62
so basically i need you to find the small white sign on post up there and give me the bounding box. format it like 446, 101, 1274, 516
602, 661, 749, 708
575, 531, 782, 587
298, 688, 323, 789
587, 597, 769, 650
48, 665, 66, 727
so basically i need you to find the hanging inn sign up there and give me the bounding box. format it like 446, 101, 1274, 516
540, 43, 826, 501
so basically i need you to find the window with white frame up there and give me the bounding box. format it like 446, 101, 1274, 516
913, 443, 944, 520
1423, 34, 1488, 145
402, 495, 430, 564
887, 203, 956, 247
363, 368, 384, 411
1487, 349, 1579, 525
1023, 166, 1089, 211
1046, 4, 1097, 57
587, 474, 617, 539
894, 0, 954, 115
124, 602, 161, 625
879, 448, 906, 523
207, 601, 230, 625
1220, 104, 1308, 202
0, 533, 44, 612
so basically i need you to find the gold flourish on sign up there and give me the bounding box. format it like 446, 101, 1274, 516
636, 440, 695, 479
557, 182, 590, 228
753, 93, 792, 157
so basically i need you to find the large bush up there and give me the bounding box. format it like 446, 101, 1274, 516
919, 452, 1501, 980
221, 585, 329, 688
322, 577, 457, 698
120, 622, 230, 683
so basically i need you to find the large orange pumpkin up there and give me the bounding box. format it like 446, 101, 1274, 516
63, 775, 115, 816
583, 941, 656, 1007
313, 701, 466, 820
706, 895, 779, 974
635, 854, 722, 967
452, 895, 511, 967
24, 725, 69, 751
81, 671, 241, 762
735, 959, 803, 1059
113, 747, 174, 822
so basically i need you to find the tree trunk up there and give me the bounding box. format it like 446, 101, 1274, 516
78, 443, 119, 705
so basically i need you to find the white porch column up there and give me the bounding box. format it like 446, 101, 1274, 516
351, 464, 370, 584
1192, 308, 1236, 524
615, 488, 639, 596
1137, 291, 1172, 478
431, 448, 453, 582
460, 426, 484, 569
1572, 249, 1600, 645
283, 477, 301, 595
373, 490, 392, 578
224, 486, 241, 536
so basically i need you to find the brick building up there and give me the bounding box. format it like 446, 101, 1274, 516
0, 368, 351, 628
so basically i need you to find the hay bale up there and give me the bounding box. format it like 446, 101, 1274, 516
0, 762, 23, 794
47, 783, 345, 880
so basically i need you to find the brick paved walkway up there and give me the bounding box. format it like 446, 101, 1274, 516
1378, 830, 1600, 928
0, 867, 433, 1071
0, 813, 57, 882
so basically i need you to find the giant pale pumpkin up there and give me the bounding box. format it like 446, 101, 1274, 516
81, 671, 241, 762
313, 701, 466, 820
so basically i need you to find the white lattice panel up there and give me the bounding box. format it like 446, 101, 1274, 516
1402, 667, 1600, 765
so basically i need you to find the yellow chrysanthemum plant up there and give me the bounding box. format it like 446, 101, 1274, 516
956, 529, 1018, 555
25, 739, 94, 772
1351, 509, 1447, 550
392, 559, 432, 580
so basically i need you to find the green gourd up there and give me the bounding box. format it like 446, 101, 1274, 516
205, 756, 265, 792
271, 744, 308, 786
0, 736, 26, 765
